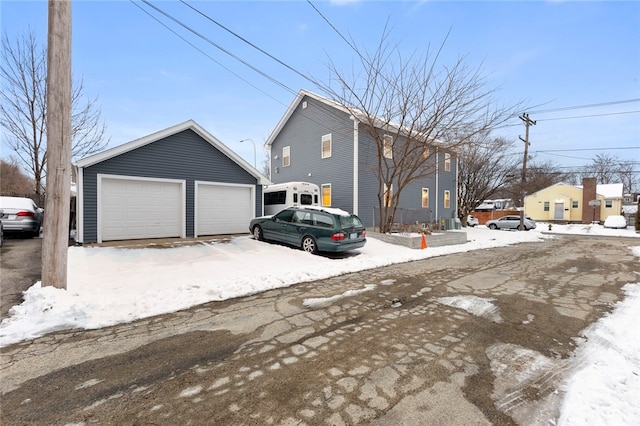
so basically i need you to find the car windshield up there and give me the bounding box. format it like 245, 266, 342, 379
340, 215, 363, 229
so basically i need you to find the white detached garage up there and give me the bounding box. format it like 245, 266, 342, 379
75, 120, 270, 244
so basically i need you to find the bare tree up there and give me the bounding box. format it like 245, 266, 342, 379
498, 159, 573, 205
0, 157, 35, 195
0, 30, 108, 199
580, 154, 618, 185
616, 159, 637, 194
320, 31, 523, 232
457, 135, 519, 226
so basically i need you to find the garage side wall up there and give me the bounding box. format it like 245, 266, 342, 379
81, 129, 261, 243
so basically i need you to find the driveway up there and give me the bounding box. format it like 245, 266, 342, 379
0, 235, 636, 425
0, 236, 42, 320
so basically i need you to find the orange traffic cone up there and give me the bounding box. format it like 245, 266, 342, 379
421, 234, 427, 249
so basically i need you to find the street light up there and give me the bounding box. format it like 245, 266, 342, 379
239, 138, 257, 169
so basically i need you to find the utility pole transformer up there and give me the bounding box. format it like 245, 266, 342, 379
42, 0, 72, 288
519, 113, 536, 231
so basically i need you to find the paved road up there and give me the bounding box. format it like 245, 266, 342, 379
0, 235, 637, 425
0, 236, 42, 319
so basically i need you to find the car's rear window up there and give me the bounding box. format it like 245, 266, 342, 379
340, 215, 363, 228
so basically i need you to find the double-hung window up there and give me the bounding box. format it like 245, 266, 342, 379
421, 188, 429, 208
383, 135, 393, 159
321, 134, 332, 159
283, 146, 290, 167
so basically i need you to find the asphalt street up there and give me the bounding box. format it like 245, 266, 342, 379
0, 235, 637, 425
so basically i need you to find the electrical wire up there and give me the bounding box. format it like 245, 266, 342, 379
529, 98, 640, 115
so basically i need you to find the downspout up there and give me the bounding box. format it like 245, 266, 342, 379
74, 164, 83, 244
351, 116, 359, 215
435, 149, 439, 221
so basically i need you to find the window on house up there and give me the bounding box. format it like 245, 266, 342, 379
283, 146, 290, 167
421, 188, 429, 208
383, 135, 393, 159
444, 190, 450, 208
423, 146, 430, 159
384, 184, 393, 207
444, 153, 451, 172
572, 200, 579, 209
321, 184, 331, 206
605, 200, 613, 208
544, 202, 550, 212
321, 134, 332, 159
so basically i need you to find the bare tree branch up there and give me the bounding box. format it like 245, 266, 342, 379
319, 29, 524, 231
0, 30, 109, 197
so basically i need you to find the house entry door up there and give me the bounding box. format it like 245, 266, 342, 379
554, 202, 564, 220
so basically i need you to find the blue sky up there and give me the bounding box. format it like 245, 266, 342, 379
1, 0, 639, 171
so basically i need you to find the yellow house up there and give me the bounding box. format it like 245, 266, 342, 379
524, 182, 624, 223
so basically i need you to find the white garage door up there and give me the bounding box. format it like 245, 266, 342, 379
100, 176, 184, 241
196, 183, 253, 236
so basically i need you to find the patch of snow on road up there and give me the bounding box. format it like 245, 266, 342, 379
303, 284, 376, 309
435, 295, 503, 323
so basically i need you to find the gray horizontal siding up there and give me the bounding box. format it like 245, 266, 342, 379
271, 95, 355, 213
81, 129, 261, 243
270, 95, 459, 228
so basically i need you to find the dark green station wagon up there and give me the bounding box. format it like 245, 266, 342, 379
249, 207, 367, 254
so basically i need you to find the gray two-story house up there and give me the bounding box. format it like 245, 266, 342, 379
265, 90, 458, 229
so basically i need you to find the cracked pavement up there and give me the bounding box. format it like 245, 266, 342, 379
1, 235, 637, 425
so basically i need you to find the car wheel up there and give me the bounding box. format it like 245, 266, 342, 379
252, 225, 263, 241
301, 236, 317, 254
488, 224, 498, 230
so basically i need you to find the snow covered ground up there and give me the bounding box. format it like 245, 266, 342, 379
1, 223, 638, 424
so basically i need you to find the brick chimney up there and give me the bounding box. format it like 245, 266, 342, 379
582, 177, 599, 224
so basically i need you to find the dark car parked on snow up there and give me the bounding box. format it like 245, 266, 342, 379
249, 206, 366, 254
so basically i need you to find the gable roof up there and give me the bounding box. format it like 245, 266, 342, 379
75, 120, 270, 185
527, 182, 624, 199
265, 89, 444, 148
265, 89, 349, 147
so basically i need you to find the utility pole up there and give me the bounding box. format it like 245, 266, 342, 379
42, 0, 72, 288
519, 113, 536, 231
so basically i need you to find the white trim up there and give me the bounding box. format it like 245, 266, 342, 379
194, 181, 255, 238
321, 133, 332, 159
96, 174, 186, 243
352, 117, 359, 215
75, 165, 84, 243
76, 120, 270, 185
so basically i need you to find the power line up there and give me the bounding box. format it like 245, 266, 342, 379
138, 0, 297, 95
179, 0, 319, 87
130, 1, 282, 105
529, 98, 640, 114
537, 110, 640, 122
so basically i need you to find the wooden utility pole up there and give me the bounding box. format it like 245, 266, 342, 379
519, 113, 536, 231
42, 0, 72, 288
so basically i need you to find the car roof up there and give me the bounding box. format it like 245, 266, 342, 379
289, 206, 353, 217
0, 196, 37, 210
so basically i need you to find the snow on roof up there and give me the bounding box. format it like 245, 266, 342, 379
576, 183, 624, 199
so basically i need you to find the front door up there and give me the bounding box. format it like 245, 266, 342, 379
554, 202, 564, 220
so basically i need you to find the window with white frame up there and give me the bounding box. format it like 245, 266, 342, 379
321, 134, 332, 159
444, 153, 451, 172
544, 202, 550, 212
321, 184, 331, 206
384, 183, 393, 207
283, 146, 290, 167
421, 188, 429, 208
422, 146, 430, 159
605, 200, 613, 208
572, 200, 579, 209
383, 135, 393, 159
444, 190, 450, 208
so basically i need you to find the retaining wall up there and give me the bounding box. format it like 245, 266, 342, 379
367, 230, 468, 249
